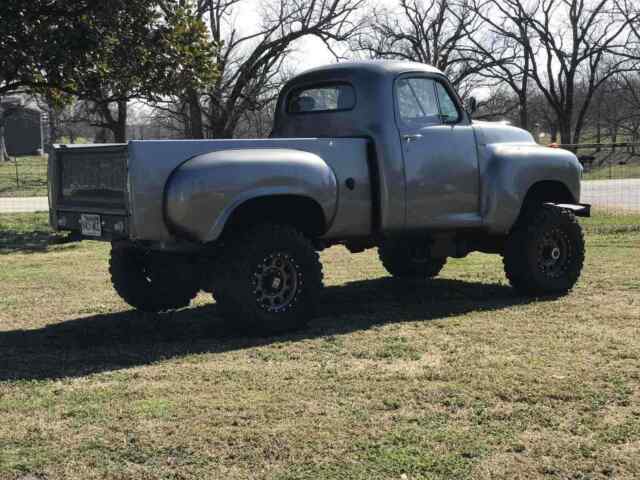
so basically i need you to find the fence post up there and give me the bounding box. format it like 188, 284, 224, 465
14, 158, 19, 188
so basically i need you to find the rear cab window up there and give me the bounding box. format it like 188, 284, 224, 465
287, 83, 356, 114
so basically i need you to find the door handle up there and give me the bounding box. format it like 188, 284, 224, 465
402, 134, 423, 143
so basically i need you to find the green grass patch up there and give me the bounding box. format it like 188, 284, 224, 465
0, 211, 50, 232
581, 212, 640, 234
0, 155, 48, 197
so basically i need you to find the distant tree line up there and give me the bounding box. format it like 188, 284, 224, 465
1, 0, 639, 159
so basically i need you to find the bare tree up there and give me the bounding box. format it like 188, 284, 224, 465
235, 100, 278, 138
355, 0, 497, 94
149, 99, 194, 139
467, 0, 532, 129
473, 86, 521, 122
619, 75, 640, 151
163, 0, 365, 139
472, 0, 640, 145
590, 74, 640, 152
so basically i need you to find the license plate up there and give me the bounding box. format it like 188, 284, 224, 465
79, 214, 102, 237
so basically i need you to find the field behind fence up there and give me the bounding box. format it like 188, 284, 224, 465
571, 143, 640, 216
0, 155, 48, 196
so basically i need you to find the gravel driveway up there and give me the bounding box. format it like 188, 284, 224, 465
0, 197, 49, 213
581, 178, 640, 213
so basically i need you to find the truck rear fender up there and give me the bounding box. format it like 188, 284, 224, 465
481, 143, 582, 234
164, 148, 338, 243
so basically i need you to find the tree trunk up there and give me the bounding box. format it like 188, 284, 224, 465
610, 126, 618, 153
95, 128, 109, 143
45, 94, 61, 153
558, 117, 573, 147
573, 125, 583, 149
113, 100, 128, 143
0, 121, 10, 162
519, 109, 529, 132
187, 88, 204, 139
208, 119, 229, 139
518, 95, 529, 132
0, 103, 10, 161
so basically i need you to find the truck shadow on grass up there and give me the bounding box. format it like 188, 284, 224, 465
0, 277, 535, 381
0, 229, 76, 254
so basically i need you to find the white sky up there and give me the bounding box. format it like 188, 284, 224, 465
233, 0, 348, 74
235, 0, 486, 98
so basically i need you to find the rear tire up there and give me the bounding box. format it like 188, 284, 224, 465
378, 240, 447, 279
214, 224, 323, 335
109, 243, 199, 312
503, 206, 585, 296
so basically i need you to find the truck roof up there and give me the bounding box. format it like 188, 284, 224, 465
297, 60, 445, 79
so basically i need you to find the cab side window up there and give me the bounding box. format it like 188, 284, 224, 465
435, 82, 460, 123
396, 77, 462, 126
396, 78, 440, 125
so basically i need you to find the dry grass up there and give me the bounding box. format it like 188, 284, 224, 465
1, 213, 639, 479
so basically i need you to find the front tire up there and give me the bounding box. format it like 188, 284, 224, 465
214, 224, 323, 335
503, 206, 585, 296
109, 243, 199, 312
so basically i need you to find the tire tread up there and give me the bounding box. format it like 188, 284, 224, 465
503, 206, 584, 296
214, 224, 323, 334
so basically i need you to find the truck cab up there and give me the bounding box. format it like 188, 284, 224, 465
272, 61, 483, 233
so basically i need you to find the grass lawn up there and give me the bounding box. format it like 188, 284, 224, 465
0, 156, 48, 197
1, 213, 639, 479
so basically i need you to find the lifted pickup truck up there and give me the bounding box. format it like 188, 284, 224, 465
49, 61, 589, 334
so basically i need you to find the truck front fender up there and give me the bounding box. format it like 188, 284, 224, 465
481, 143, 582, 234
164, 148, 338, 243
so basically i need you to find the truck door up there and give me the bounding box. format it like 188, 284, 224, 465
395, 75, 480, 229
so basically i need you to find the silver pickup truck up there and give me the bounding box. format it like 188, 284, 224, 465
49, 61, 589, 334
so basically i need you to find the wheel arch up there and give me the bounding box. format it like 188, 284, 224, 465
515, 180, 577, 226
218, 194, 328, 240
522, 180, 577, 206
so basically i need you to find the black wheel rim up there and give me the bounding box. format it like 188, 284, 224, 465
536, 227, 572, 279
252, 252, 302, 313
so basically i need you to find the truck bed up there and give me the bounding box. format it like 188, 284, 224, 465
50, 138, 371, 242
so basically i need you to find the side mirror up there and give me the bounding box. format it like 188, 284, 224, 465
464, 96, 478, 116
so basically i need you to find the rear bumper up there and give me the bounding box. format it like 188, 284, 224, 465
52, 207, 129, 240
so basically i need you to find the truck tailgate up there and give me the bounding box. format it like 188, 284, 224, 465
49, 144, 129, 237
